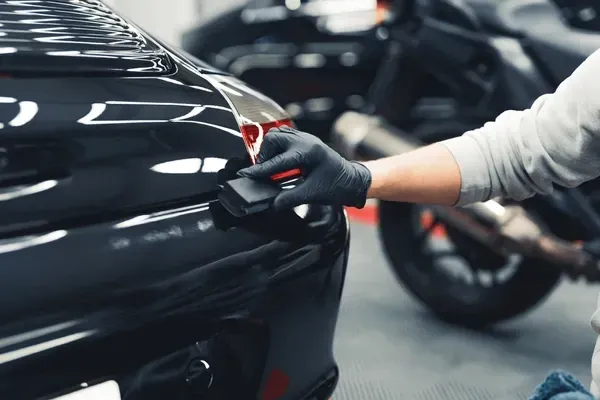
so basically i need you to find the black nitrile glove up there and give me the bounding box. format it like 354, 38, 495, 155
237, 126, 372, 210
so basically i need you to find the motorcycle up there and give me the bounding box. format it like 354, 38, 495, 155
184, 0, 600, 326
182, 0, 600, 139
332, 0, 600, 327
181, 0, 392, 139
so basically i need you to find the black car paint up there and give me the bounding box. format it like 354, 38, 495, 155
0, 1, 349, 399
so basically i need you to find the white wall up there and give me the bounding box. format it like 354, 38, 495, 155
106, 0, 248, 46
107, 0, 200, 46
196, 0, 247, 22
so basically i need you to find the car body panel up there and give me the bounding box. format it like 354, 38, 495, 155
0, 1, 349, 399
0, 69, 245, 231
0, 200, 348, 400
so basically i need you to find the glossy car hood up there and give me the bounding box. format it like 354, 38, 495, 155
0, 0, 212, 76
0, 66, 251, 234
0, 0, 296, 238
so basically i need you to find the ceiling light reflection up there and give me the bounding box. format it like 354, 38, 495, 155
19, 18, 60, 24
190, 85, 214, 93
46, 50, 119, 60
201, 157, 227, 173
0, 330, 95, 365
150, 158, 202, 174
106, 100, 205, 107
78, 103, 166, 125
31, 26, 64, 33
77, 103, 105, 124
0, 179, 58, 202
9, 101, 38, 127
0, 230, 67, 255
0, 47, 17, 54
113, 204, 210, 229
156, 76, 214, 92
150, 157, 229, 174
77, 102, 236, 134
158, 77, 184, 85
0, 321, 79, 350
51, 380, 121, 400
171, 106, 206, 122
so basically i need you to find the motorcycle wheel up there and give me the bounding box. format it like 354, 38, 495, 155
378, 200, 563, 327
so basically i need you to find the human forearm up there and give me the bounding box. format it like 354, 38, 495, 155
368, 47, 600, 208
364, 143, 461, 205
444, 49, 600, 206
240, 45, 600, 212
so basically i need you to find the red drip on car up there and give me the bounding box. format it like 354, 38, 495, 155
240, 118, 303, 182
203, 75, 303, 183
261, 369, 290, 400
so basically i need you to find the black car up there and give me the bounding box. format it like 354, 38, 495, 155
0, 1, 349, 399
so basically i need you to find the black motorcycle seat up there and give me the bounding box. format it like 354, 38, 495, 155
467, 0, 600, 83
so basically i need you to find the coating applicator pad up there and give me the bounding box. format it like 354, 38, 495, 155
218, 177, 282, 217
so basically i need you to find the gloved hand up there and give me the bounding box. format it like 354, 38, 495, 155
237, 126, 372, 210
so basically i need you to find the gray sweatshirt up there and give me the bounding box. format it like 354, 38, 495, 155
443, 49, 600, 207
441, 48, 600, 396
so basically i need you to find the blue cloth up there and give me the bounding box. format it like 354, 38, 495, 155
529, 371, 594, 400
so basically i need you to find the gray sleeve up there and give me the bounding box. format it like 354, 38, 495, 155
441, 49, 600, 207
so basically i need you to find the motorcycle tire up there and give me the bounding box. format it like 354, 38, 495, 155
378, 200, 563, 327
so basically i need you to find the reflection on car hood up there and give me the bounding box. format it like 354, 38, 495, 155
0, 0, 174, 75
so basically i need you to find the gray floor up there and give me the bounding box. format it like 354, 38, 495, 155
333, 222, 599, 400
